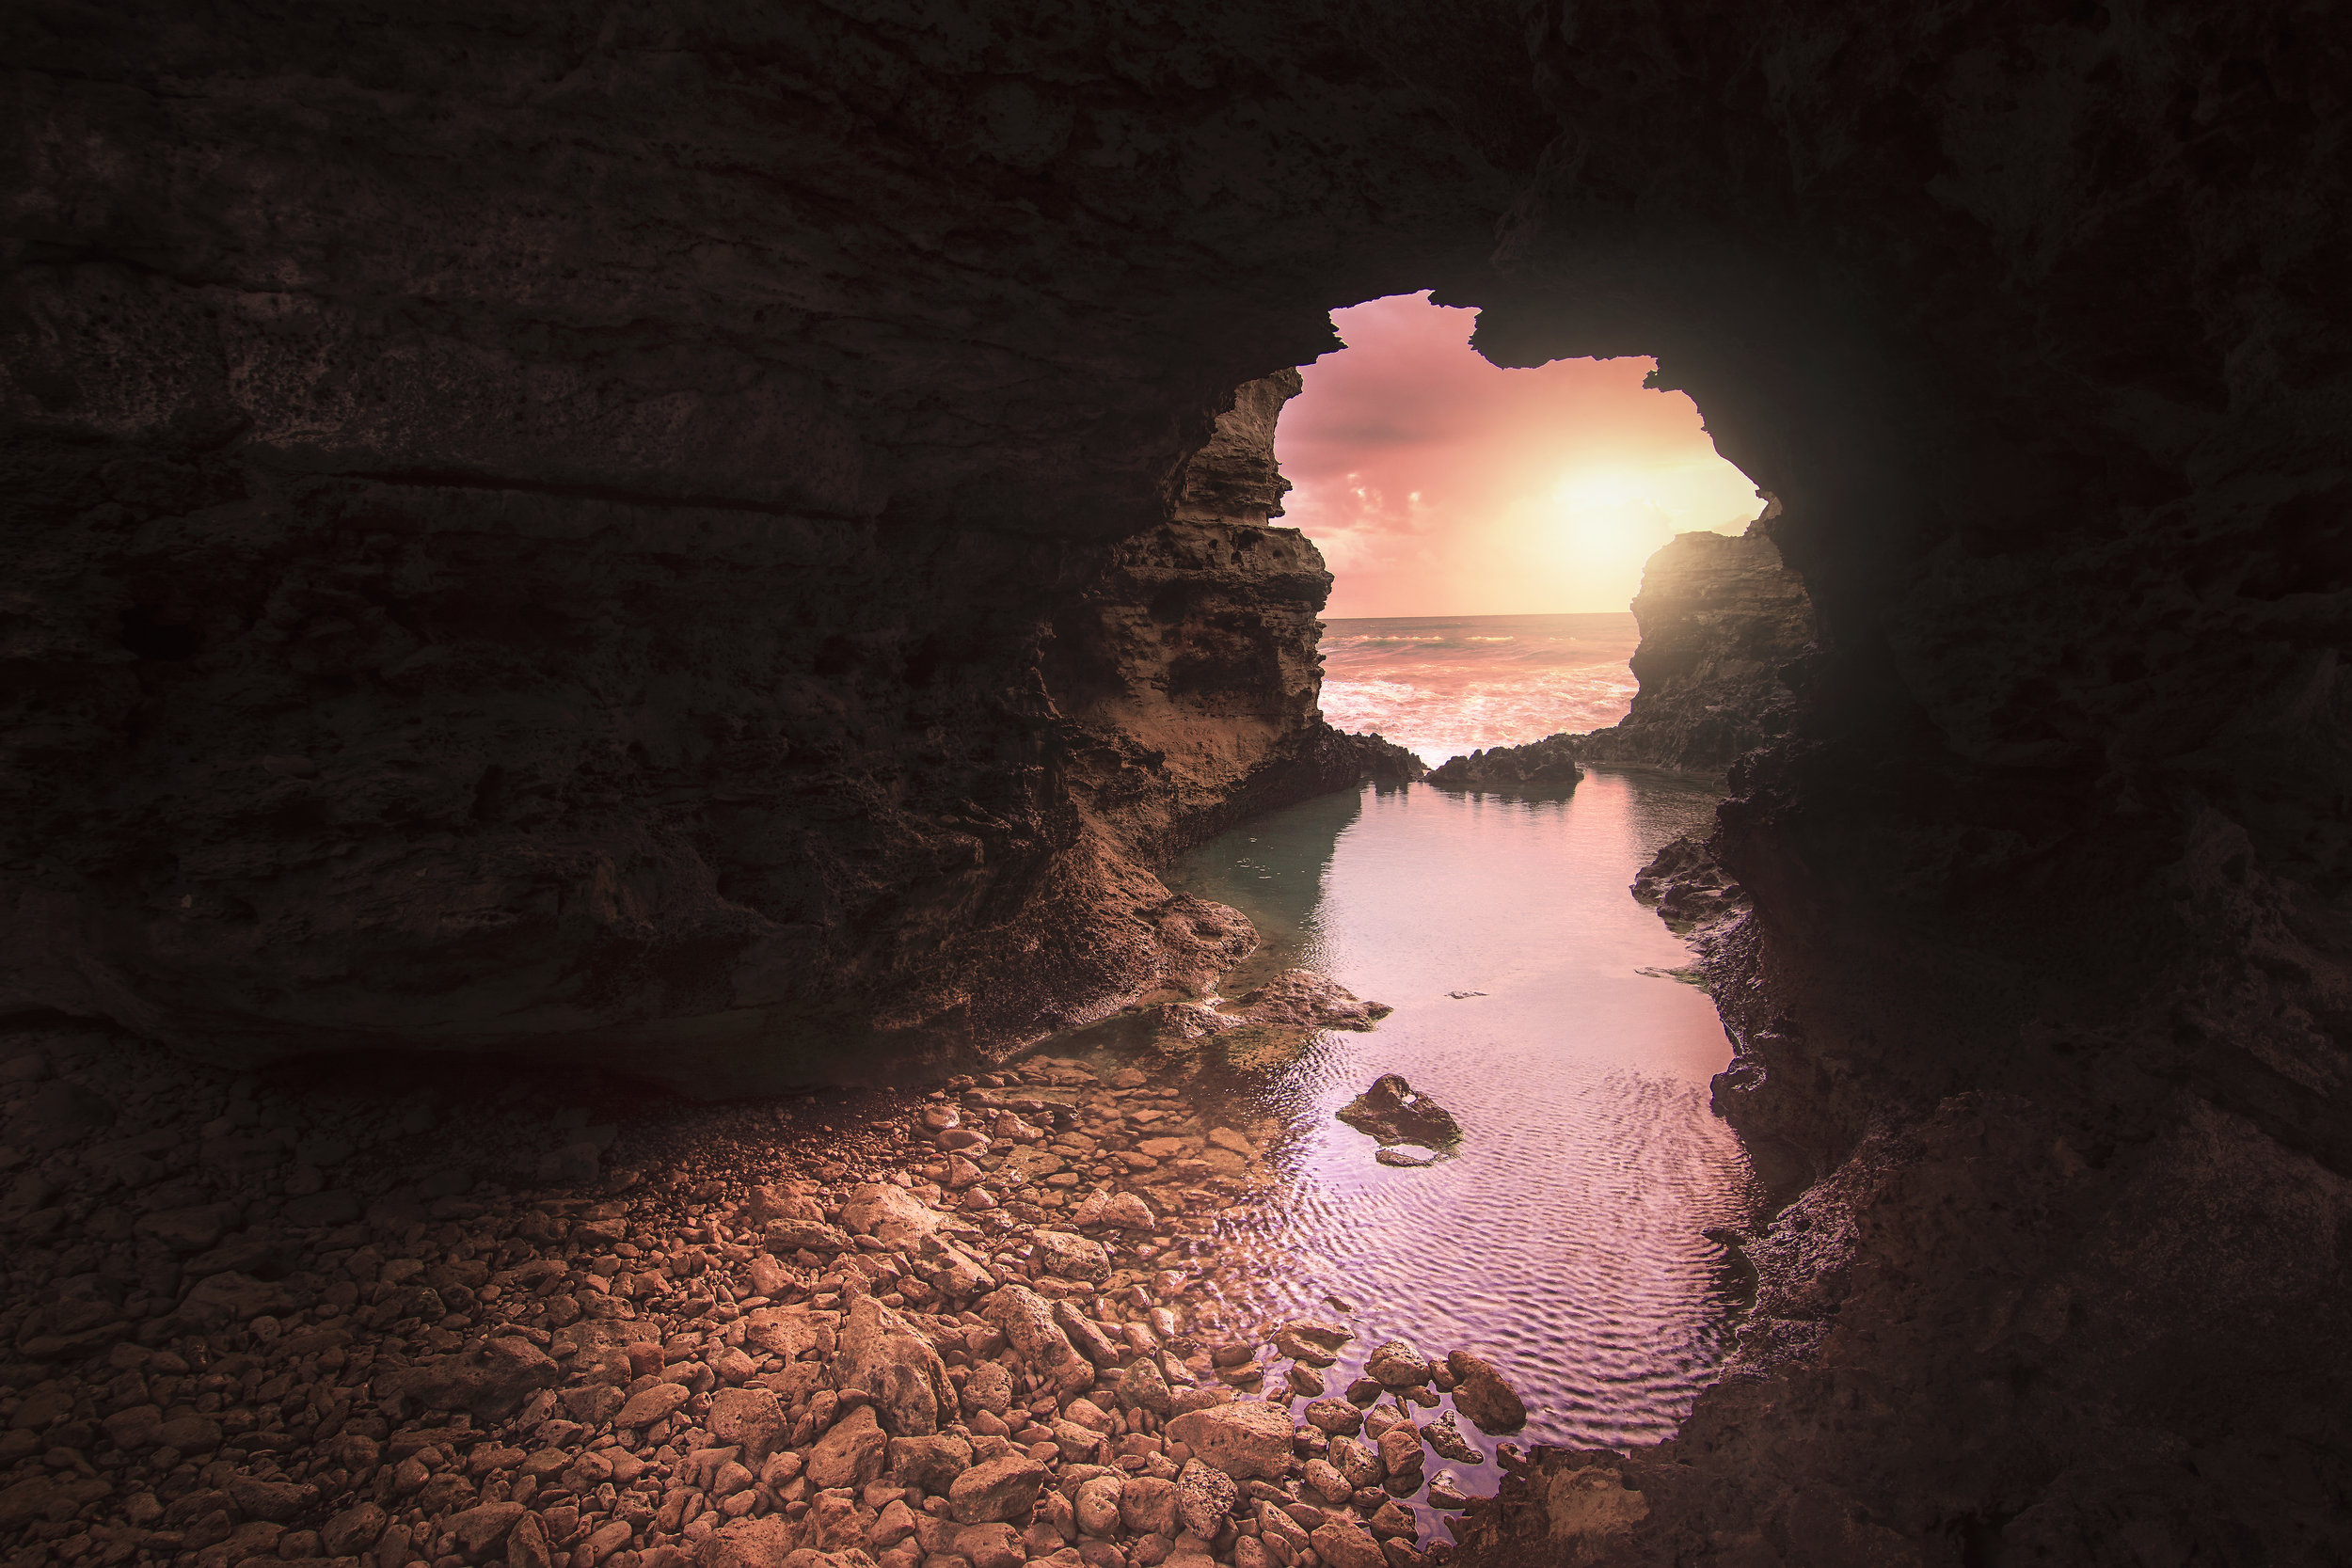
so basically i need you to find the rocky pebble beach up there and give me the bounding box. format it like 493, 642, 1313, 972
0, 1024, 1529, 1568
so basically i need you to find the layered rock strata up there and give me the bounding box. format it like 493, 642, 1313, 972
0, 342, 1406, 1085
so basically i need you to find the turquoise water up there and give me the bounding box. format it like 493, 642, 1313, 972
1115, 770, 1760, 1452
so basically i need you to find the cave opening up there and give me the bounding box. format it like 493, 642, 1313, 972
1007, 293, 1818, 1460
1274, 292, 1768, 768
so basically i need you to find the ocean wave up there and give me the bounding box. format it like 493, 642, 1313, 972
1316, 613, 1643, 766
1323, 668, 1639, 767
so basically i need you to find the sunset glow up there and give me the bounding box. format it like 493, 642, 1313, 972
1276, 293, 1764, 617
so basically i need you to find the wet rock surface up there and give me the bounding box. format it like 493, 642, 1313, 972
1145, 973, 1392, 1066
1333, 1081, 1462, 1159
0, 1024, 1527, 1568
1628, 838, 1748, 941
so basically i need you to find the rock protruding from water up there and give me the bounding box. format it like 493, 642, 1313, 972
1234, 970, 1392, 1031
1446, 1349, 1530, 1433
1337, 1073, 1464, 1153
1425, 734, 1584, 794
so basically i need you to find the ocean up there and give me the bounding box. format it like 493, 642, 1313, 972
1317, 612, 1641, 768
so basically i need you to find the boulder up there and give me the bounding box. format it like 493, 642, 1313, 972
948, 1453, 1049, 1524
831, 1296, 956, 1436
744, 1306, 836, 1361
1375, 1425, 1423, 1480
949, 1523, 1025, 1568
617, 1382, 692, 1429
1309, 1521, 1387, 1568
1118, 1476, 1179, 1537
888, 1434, 973, 1494
1115, 1354, 1172, 1416
449, 1502, 526, 1559
739, 1184, 827, 1227
376, 1337, 560, 1418
320, 1502, 388, 1556
1030, 1229, 1111, 1282
1234, 971, 1392, 1032
1424, 1412, 1484, 1465
1302, 1399, 1362, 1436
1165, 1401, 1295, 1481
1329, 1437, 1383, 1491
808, 1405, 889, 1490
707, 1386, 790, 1464
1334, 1077, 1462, 1152
1054, 1301, 1122, 1367
1070, 1191, 1156, 1230
1445, 1351, 1527, 1433
1302, 1459, 1351, 1505
1073, 1474, 1124, 1536
1362, 1341, 1429, 1387
1274, 1321, 1350, 1365
979, 1285, 1092, 1396
840, 1184, 943, 1248
765, 1218, 855, 1254
704, 1515, 804, 1568
1173, 1461, 1239, 1537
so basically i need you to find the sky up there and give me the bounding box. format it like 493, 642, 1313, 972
1274, 292, 1765, 618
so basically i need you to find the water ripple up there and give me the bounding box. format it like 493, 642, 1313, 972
1131, 770, 1758, 1455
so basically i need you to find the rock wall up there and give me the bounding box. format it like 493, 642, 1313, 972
1571, 520, 1815, 773
0, 4, 1508, 1082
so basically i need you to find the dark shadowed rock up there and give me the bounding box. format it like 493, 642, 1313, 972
1336, 1077, 1463, 1153
1425, 736, 1583, 795
376, 1336, 560, 1419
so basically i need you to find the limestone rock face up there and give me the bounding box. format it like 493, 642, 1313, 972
1572, 526, 1815, 774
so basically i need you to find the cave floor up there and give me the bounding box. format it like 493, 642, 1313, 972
0, 1022, 1533, 1568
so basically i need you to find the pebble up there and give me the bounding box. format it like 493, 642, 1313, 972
0, 1028, 1529, 1568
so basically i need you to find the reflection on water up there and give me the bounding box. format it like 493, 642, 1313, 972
1066, 769, 1758, 1453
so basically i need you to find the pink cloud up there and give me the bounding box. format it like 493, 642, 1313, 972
1276, 293, 1762, 617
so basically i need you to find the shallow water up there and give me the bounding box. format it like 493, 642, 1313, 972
1067, 769, 1759, 1455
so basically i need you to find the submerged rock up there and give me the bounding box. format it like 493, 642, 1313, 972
1151, 968, 1391, 1054
1336, 1075, 1463, 1153
1233, 971, 1392, 1031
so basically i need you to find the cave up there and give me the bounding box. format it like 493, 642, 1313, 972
3, 3, 2347, 1565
